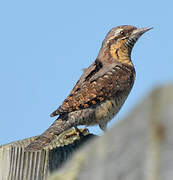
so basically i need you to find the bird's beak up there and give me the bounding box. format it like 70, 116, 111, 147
125, 27, 153, 52
130, 27, 153, 40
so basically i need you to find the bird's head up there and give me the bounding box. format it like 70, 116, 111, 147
98, 25, 152, 64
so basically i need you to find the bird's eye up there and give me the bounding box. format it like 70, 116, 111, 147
120, 31, 125, 35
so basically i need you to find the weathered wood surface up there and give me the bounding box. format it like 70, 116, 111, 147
48, 84, 173, 180
0, 129, 94, 180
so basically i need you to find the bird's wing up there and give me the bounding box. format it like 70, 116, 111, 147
50, 60, 134, 117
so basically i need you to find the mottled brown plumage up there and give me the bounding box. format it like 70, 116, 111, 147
25, 25, 152, 151
50, 60, 135, 115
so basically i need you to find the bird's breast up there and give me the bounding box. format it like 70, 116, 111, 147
95, 89, 131, 125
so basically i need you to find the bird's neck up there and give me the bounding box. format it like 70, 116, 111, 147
98, 43, 133, 66
109, 43, 132, 65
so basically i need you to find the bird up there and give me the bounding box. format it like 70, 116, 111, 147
25, 25, 152, 151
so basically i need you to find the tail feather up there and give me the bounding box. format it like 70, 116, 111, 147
50, 109, 60, 117
25, 115, 75, 151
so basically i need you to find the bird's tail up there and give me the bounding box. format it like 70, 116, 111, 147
25, 114, 75, 151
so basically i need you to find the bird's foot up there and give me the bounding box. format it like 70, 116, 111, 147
65, 127, 89, 139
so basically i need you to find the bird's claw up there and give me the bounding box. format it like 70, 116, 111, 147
65, 127, 89, 139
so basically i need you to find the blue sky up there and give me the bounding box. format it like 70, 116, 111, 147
0, 0, 173, 145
